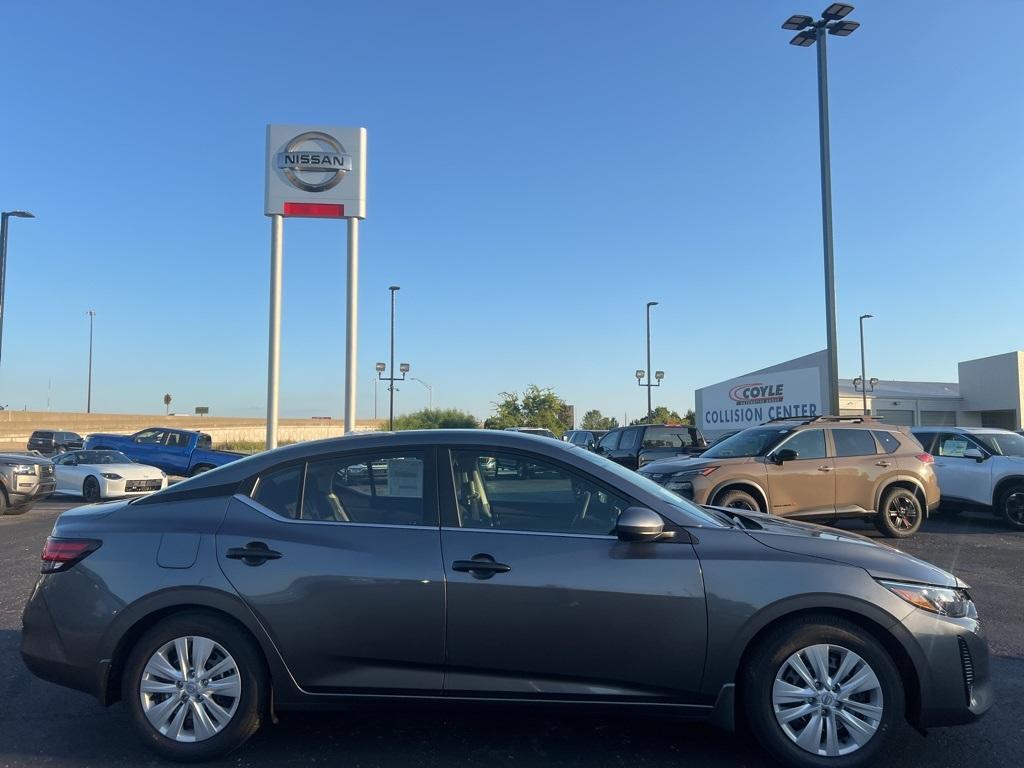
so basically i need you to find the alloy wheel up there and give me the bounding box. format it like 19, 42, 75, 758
139, 635, 241, 743
772, 643, 884, 757
886, 494, 918, 531
1005, 491, 1024, 526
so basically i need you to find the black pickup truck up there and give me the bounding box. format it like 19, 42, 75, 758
593, 423, 708, 470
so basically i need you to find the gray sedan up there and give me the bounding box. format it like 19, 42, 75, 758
21, 430, 990, 766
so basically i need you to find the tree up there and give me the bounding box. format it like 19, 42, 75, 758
484, 385, 571, 435
581, 409, 619, 430
163, 393, 172, 415
389, 408, 478, 431
629, 405, 694, 426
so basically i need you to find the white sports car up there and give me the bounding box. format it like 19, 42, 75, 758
53, 449, 167, 502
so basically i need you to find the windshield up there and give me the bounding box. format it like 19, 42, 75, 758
76, 450, 132, 465
973, 432, 1024, 458
570, 446, 727, 528
700, 427, 790, 459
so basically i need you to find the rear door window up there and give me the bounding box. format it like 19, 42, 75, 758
252, 465, 303, 519
618, 427, 642, 452
832, 429, 878, 457
598, 430, 621, 451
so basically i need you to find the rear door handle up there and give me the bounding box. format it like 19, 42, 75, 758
226, 541, 282, 566
452, 554, 511, 579
817, 465, 832, 472
875, 461, 892, 467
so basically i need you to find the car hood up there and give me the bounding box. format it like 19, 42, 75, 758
78, 463, 162, 478
721, 509, 957, 587
0, 453, 52, 466
639, 456, 736, 475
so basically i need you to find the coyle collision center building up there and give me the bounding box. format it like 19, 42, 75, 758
695, 350, 1024, 438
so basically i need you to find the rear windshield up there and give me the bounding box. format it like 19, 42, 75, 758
31, 431, 54, 439
642, 426, 697, 449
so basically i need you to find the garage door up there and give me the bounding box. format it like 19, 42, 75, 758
920, 410, 956, 427
876, 409, 915, 427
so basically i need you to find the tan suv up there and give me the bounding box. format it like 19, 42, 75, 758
638, 416, 939, 537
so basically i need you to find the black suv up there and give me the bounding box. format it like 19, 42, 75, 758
594, 423, 707, 470
27, 430, 84, 455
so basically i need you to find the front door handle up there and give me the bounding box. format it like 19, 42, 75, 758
875, 460, 892, 467
226, 541, 282, 566
452, 554, 511, 579
817, 465, 833, 472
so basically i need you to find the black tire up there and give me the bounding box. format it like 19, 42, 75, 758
874, 487, 923, 538
742, 614, 905, 768
1, 490, 31, 516
714, 488, 762, 512
190, 465, 213, 477
997, 483, 1024, 530
122, 612, 266, 762
82, 476, 102, 503
0, 489, 7, 516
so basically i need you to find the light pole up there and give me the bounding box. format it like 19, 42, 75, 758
630, 303, 663, 421
858, 313, 872, 415
411, 377, 433, 410
377, 286, 409, 431
783, 4, 859, 416
86, 310, 96, 413
0, 210, 35, 368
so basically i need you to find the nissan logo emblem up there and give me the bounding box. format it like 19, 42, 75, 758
277, 131, 353, 193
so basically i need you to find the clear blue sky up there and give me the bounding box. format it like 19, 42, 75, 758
1, 1, 1021, 423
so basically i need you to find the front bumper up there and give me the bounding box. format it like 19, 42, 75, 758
899, 608, 993, 727
99, 476, 167, 498
8, 478, 56, 506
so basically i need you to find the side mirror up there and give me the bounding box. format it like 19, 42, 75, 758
586, 439, 596, 451
616, 507, 664, 542
774, 448, 798, 464
963, 448, 985, 462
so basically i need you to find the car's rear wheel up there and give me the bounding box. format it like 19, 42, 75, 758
743, 614, 904, 768
714, 488, 762, 512
122, 613, 266, 762
997, 483, 1024, 529
190, 465, 213, 477
874, 487, 922, 538
82, 476, 102, 503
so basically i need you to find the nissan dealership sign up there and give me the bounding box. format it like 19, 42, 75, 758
699, 366, 823, 431
264, 125, 366, 218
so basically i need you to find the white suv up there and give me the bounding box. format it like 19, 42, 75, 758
912, 426, 1024, 529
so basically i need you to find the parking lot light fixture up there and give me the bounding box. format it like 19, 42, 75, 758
859, 313, 873, 415
655, 371, 665, 382
781, 4, 859, 418
375, 362, 386, 373
783, 14, 815, 30
377, 286, 410, 431
0, 209, 36, 369
399, 363, 410, 374
635, 369, 645, 381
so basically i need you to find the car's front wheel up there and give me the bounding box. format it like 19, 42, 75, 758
714, 488, 762, 512
997, 483, 1024, 530
874, 487, 923, 538
82, 476, 103, 503
122, 612, 266, 762
743, 614, 904, 768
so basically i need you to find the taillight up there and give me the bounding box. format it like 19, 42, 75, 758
916, 453, 934, 464
40, 537, 101, 574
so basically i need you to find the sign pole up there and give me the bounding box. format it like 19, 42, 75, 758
344, 217, 359, 433
266, 214, 283, 449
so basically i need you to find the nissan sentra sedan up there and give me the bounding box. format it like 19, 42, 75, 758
21, 430, 990, 766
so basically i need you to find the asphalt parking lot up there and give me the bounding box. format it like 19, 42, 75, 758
1, 499, 1022, 767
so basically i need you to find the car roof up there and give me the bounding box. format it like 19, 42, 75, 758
151, 429, 578, 494
912, 426, 1014, 434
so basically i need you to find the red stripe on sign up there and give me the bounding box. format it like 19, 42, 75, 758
283, 202, 345, 218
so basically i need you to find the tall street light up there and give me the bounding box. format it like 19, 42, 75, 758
783, 3, 859, 416
858, 313, 872, 415
635, 301, 664, 419
0, 210, 35, 368
86, 310, 96, 413
410, 377, 433, 410
377, 286, 409, 431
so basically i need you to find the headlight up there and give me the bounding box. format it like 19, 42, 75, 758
4, 463, 37, 475
100, 473, 123, 480
880, 579, 978, 619
665, 466, 718, 489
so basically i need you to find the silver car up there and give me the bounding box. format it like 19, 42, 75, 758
22, 431, 991, 765
1, 452, 55, 514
